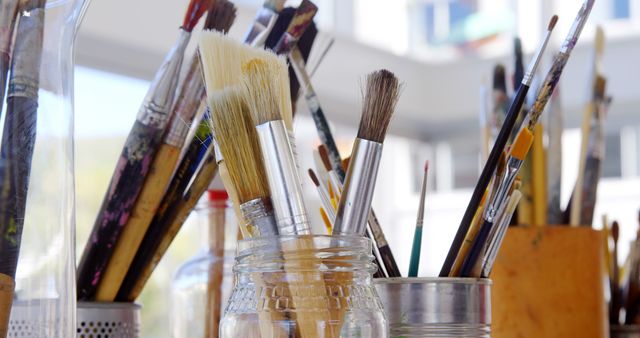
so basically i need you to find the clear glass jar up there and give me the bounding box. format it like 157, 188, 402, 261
220, 235, 387, 338
1, 0, 89, 336
170, 190, 237, 338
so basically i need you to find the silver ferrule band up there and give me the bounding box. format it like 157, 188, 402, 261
333, 139, 383, 236
137, 30, 190, 128
8, 7, 44, 99
484, 159, 522, 223
244, 8, 277, 46
240, 197, 279, 237
256, 120, 310, 235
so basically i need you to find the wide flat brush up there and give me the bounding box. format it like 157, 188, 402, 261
95, 0, 236, 302
208, 86, 278, 237
77, 0, 206, 300
0, 2, 45, 324
0, 0, 20, 120
409, 161, 429, 277
116, 119, 214, 301
243, 58, 311, 235
334, 69, 400, 236
440, 15, 558, 276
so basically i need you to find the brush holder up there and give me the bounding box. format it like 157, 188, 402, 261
220, 235, 387, 338
375, 277, 491, 337
612, 325, 640, 338
7, 301, 140, 337
0, 0, 90, 336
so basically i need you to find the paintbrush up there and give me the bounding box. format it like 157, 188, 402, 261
242, 57, 311, 234
531, 123, 547, 226
449, 190, 489, 277
208, 86, 278, 237
479, 80, 490, 165
440, 15, 559, 277
94, 0, 236, 302
409, 161, 429, 277
570, 26, 606, 227
460, 122, 534, 277
612, 220, 620, 324
546, 87, 564, 224
319, 145, 343, 197
334, 69, 400, 236
578, 77, 611, 226
481, 190, 523, 277
116, 120, 215, 301
0, 2, 46, 327
492, 64, 508, 135
77, 0, 206, 300
309, 168, 335, 223
0, 0, 19, 120
243, 0, 286, 46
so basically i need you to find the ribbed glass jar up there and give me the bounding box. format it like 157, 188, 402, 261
220, 235, 387, 338
170, 190, 236, 338
375, 277, 491, 338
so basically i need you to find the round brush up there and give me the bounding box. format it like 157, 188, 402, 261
333, 69, 400, 236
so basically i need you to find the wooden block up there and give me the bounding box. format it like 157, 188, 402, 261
491, 226, 608, 338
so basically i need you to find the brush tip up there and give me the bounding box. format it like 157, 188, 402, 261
548, 15, 559, 31
204, 0, 237, 33
424, 160, 429, 172
357, 69, 401, 143
595, 25, 605, 54
183, 0, 213, 32
318, 145, 332, 172
308, 169, 320, 186
612, 221, 619, 241
493, 64, 507, 91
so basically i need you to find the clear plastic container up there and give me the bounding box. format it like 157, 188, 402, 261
375, 277, 492, 337
170, 190, 237, 338
1, 0, 89, 336
220, 235, 387, 338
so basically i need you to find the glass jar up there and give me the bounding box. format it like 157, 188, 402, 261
1, 0, 89, 336
170, 190, 237, 338
220, 235, 387, 338
375, 278, 491, 338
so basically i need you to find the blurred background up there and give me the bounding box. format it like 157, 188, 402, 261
73, 0, 640, 336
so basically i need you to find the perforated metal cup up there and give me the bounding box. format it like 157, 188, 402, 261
8, 300, 140, 338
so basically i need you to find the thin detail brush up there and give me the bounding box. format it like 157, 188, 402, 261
409, 161, 429, 277
440, 14, 558, 276
333, 69, 400, 236
309, 168, 335, 223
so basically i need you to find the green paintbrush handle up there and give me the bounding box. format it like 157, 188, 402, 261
408, 226, 423, 277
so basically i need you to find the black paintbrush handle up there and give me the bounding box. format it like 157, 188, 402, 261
309, 103, 345, 178
115, 134, 211, 301
459, 219, 493, 277
440, 86, 529, 276
0, 97, 37, 278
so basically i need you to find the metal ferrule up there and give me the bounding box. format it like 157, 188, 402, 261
333, 139, 383, 236
137, 30, 190, 128
481, 206, 511, 277
243, 8, 278, 46
484, 158, 522, 223
274, 32, 299, 54
240, 197, 279, 237
7, 6, 45, 99
523, 29, 553, 86
0, 0, 19, 55
255, 120, 310, 235
165, 59, 205, 147
560, 0, 595, 54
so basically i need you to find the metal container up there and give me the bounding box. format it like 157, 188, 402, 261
375, 277, 491, 337
8, 301, 140, 338
611, 325, 640, 338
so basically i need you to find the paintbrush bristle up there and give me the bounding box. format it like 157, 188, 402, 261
549, 15, 559, 31
204, 0, 237, 33
199, 30, 276, 92
612, 221, 619, 242
208, 86, 270, 203
493, 64, 507, 92
357, 69, 400, 143
242, 57, 290, 125
318, 145, 332, 172
183, 0, 212, 32
594, 25, 605, 55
